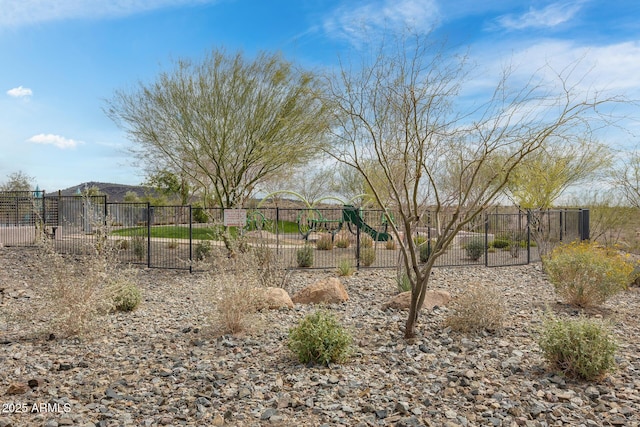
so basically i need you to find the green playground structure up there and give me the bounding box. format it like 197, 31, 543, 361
296, 205, 392, 241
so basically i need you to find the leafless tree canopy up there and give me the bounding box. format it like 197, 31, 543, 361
324, 31, 624, 338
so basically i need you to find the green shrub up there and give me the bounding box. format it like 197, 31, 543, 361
419, 240, 433, 263
288, 309, 352, 366
543, 241, 633, 307
296, 245, 314, 268
192, 206, 209, 224
316, 235, 334, 250
359, 235, 373, 248
491, 238, 510, 249
111, 282, 142, 312
538, 314, 616, 381
413, 235, 427, 246
464, 238, 485, 261
132, 235, 147, 261
336, 258, 354, 276
360, 247, 376, 267
396, 272, 411, 293
335, 237, 350, 249
195, 240, 212, 261
630, 264, 640, 287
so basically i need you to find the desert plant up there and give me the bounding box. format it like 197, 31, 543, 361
253, 244, 288, 288
396, 272, 412, 293
192, 206, 210, 224
108, 274, 142, 312
359, 247, 376, 267
464, 238, 485, 261
491, 238, 510, 249
538, 314, 616, 380
195, 240, 212, 261
630, 264, 640, 287
132, 235, 147, 261
419, 240, 432, 263
543, 241, 633, 307
336, 258, 354, 276
296, 245, 314, 268
335, 237, 350, 248
166, 240, 179, 249
288, 309, 352, 366
444, 284, 505, 334
207, 252, 263, 335
359, 235, 373, 248
385, 239, 397, 250
316, 234, 334, 250
413, 235, 427, 246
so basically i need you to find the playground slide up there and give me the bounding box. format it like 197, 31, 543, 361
342, 206, 391, 241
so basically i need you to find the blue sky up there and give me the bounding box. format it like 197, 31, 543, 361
1, 0, 639, 192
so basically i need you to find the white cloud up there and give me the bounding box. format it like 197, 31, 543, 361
0, 0, 215, 28
495, 1, 585, 31
323, 0, 440, 43
6, 86, 32, 98
27, 134, 83, 149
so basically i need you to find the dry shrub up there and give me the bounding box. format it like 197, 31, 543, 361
33, 208, 142, 338
336, 258, 354, 276
206, 250, 270, 335
444, 283, 505, 334
316, 234, 334, 250
335, 237, 350, 249
35, 236, 112, 338
385, 239, 397, 250
359, 235, 374, 248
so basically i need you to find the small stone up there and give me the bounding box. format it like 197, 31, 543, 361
260, 408, 277, 421
212, 414, 224, 426
5, 382, 29, 395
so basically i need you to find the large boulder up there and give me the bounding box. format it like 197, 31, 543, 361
383, 289, 451, 311
292, 278, 349, 305
255, 287, 293, 310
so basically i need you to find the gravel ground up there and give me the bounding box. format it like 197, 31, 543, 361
1, 246, 639, 427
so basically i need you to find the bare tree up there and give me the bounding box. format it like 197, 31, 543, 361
324, 32, 622, 339
106, 49, 332, 207
611, 149, 640, 208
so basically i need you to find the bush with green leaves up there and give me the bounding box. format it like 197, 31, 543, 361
195, 240, 212, 261
132, 235, 147, 261
335, 237, 350, 248
396, 272, 411, 293
413, 235, 427, 246
543, 241, 633, 307
419, 240, 433, 263
538, 314, 616, 381
464, 238, 485, 261
192, 206, 210, 224
288, 309, 352, 366
336, 258, 354, 276
110, 281, 142, 312
296, 245, 314, 268
360, 247, 376, 267
491, 238, 510, 249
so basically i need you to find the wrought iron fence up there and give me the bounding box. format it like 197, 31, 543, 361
0, 192, 589, 271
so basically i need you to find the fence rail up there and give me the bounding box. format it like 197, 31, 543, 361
0, 192, 589, 271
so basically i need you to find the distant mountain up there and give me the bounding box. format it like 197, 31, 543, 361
52, 182, 154, 202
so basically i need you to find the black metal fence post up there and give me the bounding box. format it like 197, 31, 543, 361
146, 203, 151, 268
580, 209, 590, 241
189, 205, 193, 273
